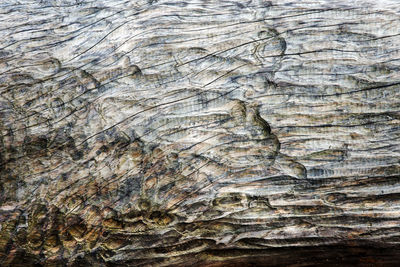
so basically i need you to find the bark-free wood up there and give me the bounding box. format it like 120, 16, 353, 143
1, 0, 400, 266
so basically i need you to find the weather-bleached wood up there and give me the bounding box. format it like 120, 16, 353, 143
1, 0, 400, 266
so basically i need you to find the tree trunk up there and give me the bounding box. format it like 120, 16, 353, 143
1, 0, 400, 266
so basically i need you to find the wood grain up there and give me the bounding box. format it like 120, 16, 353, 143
1, 0, 400, 266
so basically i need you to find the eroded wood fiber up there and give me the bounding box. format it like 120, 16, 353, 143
1, 0, 400, 266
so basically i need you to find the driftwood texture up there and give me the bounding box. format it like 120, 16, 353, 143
1, 0, 400, 266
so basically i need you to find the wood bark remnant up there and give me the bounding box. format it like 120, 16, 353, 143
1, 0, 400, 266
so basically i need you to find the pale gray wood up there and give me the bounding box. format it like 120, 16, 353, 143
1, 0, 400, 266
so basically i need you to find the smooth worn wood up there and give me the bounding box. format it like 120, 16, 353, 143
1, 0, 400, 266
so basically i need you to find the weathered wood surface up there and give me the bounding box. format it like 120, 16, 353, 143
1, 0, 400, 266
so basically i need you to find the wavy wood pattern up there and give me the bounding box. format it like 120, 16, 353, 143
1, 0, 400, 266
